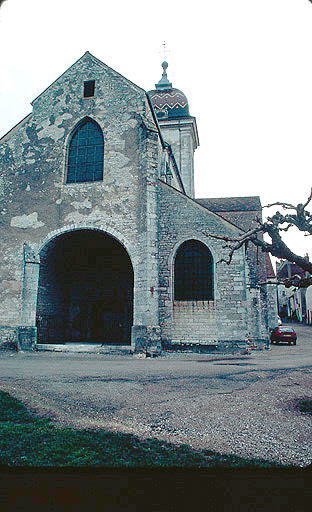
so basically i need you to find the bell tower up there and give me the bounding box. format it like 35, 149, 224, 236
148, 61, 199, 198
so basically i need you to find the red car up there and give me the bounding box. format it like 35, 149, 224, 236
270, 326, 297, 345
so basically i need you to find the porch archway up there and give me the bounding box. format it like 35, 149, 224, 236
36, 229, 133, 345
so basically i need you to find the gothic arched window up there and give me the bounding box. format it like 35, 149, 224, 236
67, 118, 104, 183
174, 240, 214, 301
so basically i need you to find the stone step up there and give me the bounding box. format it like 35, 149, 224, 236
35, 343, 131, 353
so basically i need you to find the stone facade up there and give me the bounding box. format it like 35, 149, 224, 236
0, 52, 277, 352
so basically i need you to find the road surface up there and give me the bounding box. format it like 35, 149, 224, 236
0, 323, 311, 466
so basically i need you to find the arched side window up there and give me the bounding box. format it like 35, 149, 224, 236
174, 240, 214, 301
67, 118, 104, 183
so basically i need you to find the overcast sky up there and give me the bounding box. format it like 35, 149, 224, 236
0, 0, 311, 257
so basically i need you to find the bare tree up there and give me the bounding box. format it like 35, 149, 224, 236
205, 0, 312, 288
204, 189, 312, 289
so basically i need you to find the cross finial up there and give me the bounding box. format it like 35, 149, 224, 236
160, 41, 170, 60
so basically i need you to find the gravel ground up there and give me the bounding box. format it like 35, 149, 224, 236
0, 324, 312, 468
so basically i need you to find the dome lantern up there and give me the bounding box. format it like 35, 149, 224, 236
155, 61, 172, 90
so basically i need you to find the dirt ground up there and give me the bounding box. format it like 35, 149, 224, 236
0, 323, 311, 467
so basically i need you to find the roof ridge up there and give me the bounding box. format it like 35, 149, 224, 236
196, 196, 262, 212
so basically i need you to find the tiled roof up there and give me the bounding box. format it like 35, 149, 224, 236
148, 88, 190, 119
196, 196, 262, 212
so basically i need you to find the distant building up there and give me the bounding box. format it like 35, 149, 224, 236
276, 258, 311, 323
0, 52, 277, 352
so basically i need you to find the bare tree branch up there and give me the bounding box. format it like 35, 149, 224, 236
264, 276, 312, 289
204, 190, 312, 287
264, 201, 296, 210
204, 226, 263, 265
264, 188, 312, 235
303, 187, 312, 209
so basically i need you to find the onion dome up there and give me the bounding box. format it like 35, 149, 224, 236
148, 62, 190, 119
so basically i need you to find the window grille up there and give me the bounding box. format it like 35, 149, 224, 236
174, 240, 214, 300
67, 119, 104, 183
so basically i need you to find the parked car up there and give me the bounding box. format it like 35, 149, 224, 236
270, 326, 297, 345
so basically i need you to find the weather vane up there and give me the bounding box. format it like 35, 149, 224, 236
160, 41, 170, 60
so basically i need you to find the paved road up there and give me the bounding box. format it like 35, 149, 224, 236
0, 323, 311, 466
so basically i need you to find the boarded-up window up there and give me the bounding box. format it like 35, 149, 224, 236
67, 118, 104, 183
174, 240, 213, 300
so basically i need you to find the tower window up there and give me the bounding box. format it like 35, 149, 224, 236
67, 118, 104, 183
84, 80, 95, 98
174, 240, 214, 301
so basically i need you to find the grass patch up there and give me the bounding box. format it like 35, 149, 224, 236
0, 390, 286, 468
297, 399, 312, 415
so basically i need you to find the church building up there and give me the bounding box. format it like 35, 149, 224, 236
0, 52, 277, 353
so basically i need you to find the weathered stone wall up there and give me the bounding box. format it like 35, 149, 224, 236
0, 326, 18, 350
265, 283, 279, 331
0, 53, 162, 350
0, 326, 36, 351
171, 301, 217, 345
158, 181, 251, 347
